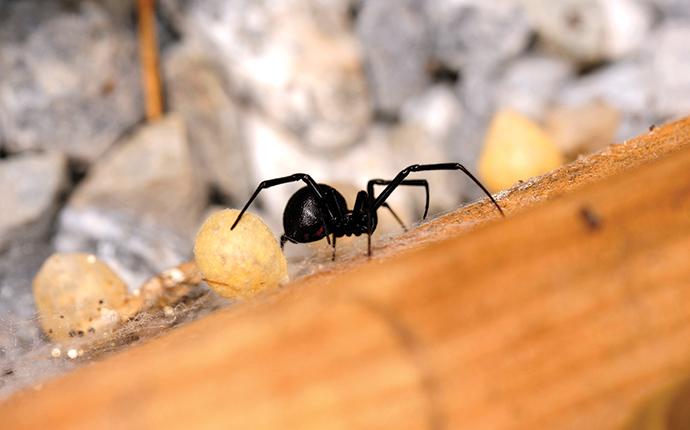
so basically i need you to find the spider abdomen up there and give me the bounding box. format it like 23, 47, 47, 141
283, 184, 347, 243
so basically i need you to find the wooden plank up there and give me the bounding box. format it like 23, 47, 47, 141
1, 118, 690, 429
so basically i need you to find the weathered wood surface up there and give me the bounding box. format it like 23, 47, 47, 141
1, 118, 690, 429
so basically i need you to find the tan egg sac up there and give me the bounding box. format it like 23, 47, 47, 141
194, 209, 288, 299
478, 109, 564, 192
33, 253, 130, 342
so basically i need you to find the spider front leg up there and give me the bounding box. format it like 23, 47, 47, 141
368, 179, 430, 230
372, 163, 504, 217
231, 173, 332, 231
380, 203, 407, 232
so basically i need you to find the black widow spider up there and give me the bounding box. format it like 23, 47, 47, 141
230, 163, 504, 260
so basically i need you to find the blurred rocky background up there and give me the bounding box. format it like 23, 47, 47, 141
1, 0, 690, 396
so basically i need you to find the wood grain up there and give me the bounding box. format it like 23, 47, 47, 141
2, 118, 690, 429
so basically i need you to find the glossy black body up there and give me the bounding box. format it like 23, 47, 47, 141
230, 163, 504, 258
283, 184, 378, 243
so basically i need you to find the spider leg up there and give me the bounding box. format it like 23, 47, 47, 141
372, 163, 504, 217
363, 206, 405, 256
331, 234, 337, 261
367, 197, 373, 258
326, 188, 346, 219
381, 203, 408, 232
280, 234, 298, 250
231, 173, 333, 231
368, 178, 430, 221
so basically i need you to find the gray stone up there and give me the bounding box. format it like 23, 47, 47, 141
425, 0, 531, 71
164, 43, 252, 203
356, 0, 431, 114
55, 116, 207, 288
388, 124, 463, 214
559, 62, 650, 112
451, 67, 505, 202
525, 0, 653, 63
495, 55, 575, 120
457, 66, 500, 118
159, 0, 189, 33
0, 1, 143, 162
0, 153, 67, 336
557, 61, 658, 141
400, 85, 464, 143
457, 55, 572, 178
645, 0, 690, 20
645, 22, 690, 119
99, 0, 137, 25
0, 152, 68, 254
178, 0, 371, 150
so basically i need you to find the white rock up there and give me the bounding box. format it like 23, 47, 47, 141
644, 0, 690, 20
400, 85, 464, 142
0, 153, 67, 323
524, 0, 653, 63
0, 1, 143, 161
559, 62, 650, 111
601, 0, 655, 58
0, 153, 67, 251
425, 0, 531, 71
180, 0, 371, 150
495, 55, 575, 120
454, 71, 501, 193
398, 85, 467, 211
164, 43, 252, 202
646, 22, 690, 118
357, 0, 431, 114
389, 124, 466, 214
457, 67, 499, 118
557, 61, 657, 141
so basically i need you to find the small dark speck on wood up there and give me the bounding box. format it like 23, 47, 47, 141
579, 206, 602, 231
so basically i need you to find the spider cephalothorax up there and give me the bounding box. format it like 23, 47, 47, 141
231, 163, 504, 259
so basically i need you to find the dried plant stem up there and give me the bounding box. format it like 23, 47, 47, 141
137, 0, 163, 120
